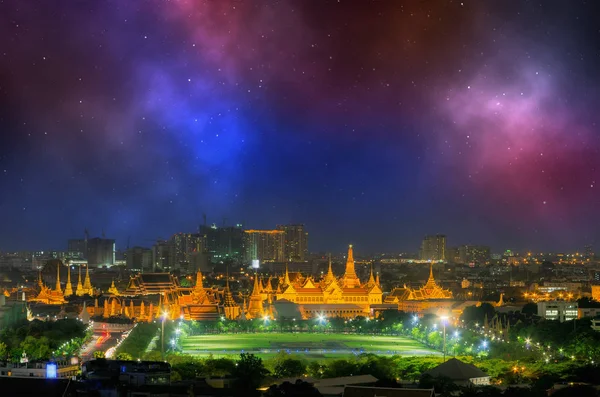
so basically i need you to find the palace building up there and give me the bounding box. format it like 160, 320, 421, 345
268, 245, 383, 319
28, 244, 384, 322
384, 263, 453, 312
29, 264, 96, 305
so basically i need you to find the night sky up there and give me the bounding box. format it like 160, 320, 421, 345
1, 1, 600, 253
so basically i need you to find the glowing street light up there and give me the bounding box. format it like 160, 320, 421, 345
161, 311, 168, 360
440, 315, 449, 362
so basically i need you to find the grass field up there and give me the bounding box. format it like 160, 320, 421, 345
181, 333, 439, 361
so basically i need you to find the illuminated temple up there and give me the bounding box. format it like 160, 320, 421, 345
384, 263, 453, 312
28, 245, 384, 321
272, 245, 383, 319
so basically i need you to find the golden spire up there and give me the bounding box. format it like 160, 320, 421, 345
368, 264, 375, 284
83, 265, 93, 293
195, 270, 204, 290
342, 244, 361, 288
38, 269, 44, 288
345, 245, 357, 277
108, 279, 119, 295
283, 264, 291, 285
251, 274, 261, 296
327, 253, 334, 277
429, 262, 434, 281
223, 271, 237, 308
76, 266, 84, 296
64, 266, 73, 297
375, 272, 380, 286
55, 263, 62, 293
103, 299, 109, 318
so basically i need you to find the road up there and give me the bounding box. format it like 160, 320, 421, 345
79, 331, 124, 362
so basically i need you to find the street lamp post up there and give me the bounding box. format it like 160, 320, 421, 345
161, 312, 168, 360
440, 316, 449, 362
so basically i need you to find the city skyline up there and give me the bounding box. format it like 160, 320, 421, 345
2, 1, 600, 252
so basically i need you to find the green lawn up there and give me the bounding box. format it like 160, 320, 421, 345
180, 333, 439, 361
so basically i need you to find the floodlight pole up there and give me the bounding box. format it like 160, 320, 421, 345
443, 322, 447, 362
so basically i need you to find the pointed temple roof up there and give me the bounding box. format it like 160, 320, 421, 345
283, 264, 291, 286
342, 244, 361, 288
55, 263, 62, 293
76, 266, 84, 295
108, 279, 119, 295
64, 266, 73, 297
251, 274, 262, 297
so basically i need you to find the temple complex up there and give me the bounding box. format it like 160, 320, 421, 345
271, 245, 383, 319
29, 267, 66, 305
384, 263, 453, 312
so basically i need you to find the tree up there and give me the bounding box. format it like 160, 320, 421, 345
357, 355, 396, 381
20, 336, 51, 361
551, 385, 598, 397
264, 380, 322, 397
521, 303, 538, 316
307, 361, 325, 378
232, 353, 269, 390
93, 350, 106, 359
172, 362, 205, 380
116, 352, 133, 360
419, 374, 459, 395
203, 357, 236, 377
273, 358, 306, 378
0, 342, 7, 360
323, 359, 358, 378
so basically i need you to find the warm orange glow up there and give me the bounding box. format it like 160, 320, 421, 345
244, 229, 284, 234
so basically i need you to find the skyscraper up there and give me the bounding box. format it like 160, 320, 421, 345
458, 245, 491, 264
126, 246, 153, 271
152, 240, 175, 271
171, 233, 204, 265
200, 224, 244, 263
277, 224, 308, 261
86, 238, 115, 267
420, 234, 447, 261
244, 229, 285, 263
68, 235, 115, 267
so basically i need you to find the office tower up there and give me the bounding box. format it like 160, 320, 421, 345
584, 245, 594, 259
200, 224, 244, 263
126, 246, 153, 271
152, 240, 175, 271
420, 234, 447, 261
458, 245, 491, 264
244, 229, 285, 263
86, 238, 115, 267
171, 233, 205, 265
68, 239, 87, 256
277, 224, 309, 261
68, 235, 115, 267
446, 247, 460, 263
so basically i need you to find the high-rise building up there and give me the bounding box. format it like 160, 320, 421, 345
126, 246, 152, 271
458, 245, 491, 264
446, 247, 460, 263
67, 239, 87, 256
244, 229, 285, 263
68, 236, 115, 267
584, 245, 594, 260
420, 234, 446, 261
152, 240, 175, 271
86, 238, 115, 267
200, 224, 244, 263
171, 233, 204, 265
277, 224, 308, 261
